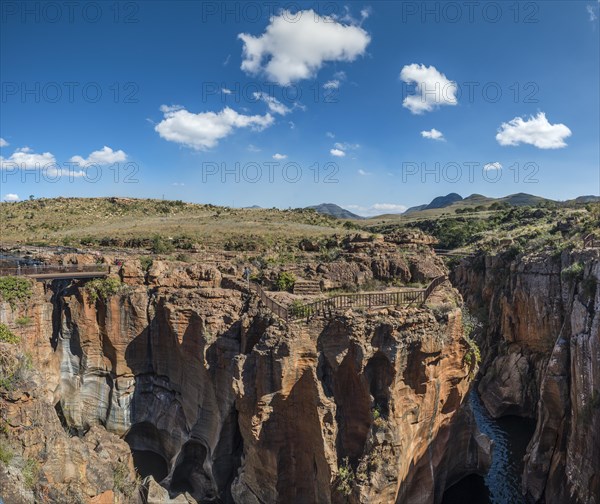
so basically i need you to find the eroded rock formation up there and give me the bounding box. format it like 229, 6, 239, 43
453, 249, 600, 504
1, 248, 485, 503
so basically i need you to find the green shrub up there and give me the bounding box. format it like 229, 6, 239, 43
431, 303, 454, 320
0, 440, 13, 465
462, 310, 481, 371
150, 235, 173, 254
113, 461, 139, 498
0, 350, 33, 391
561, 262, 584, 283
0, 324, 19, 344
175, 253, 193, 263
0, 276, 33, 307
84, 278, 123, 304
275, 271, 296, 292
336, 457, 355, 496
503, 243, 524, 261
22, 458, 39, 489
15, 316, 32, 326
319, 246, 342, 262
289, 300, 314, 318
139, 256, 153, 271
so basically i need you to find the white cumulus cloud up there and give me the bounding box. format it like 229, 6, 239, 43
421, 128, 445, 140
0, 147, 56, 170
483, 162, 502, 171
496, 112, 571, 149
0, 138, 8, 147
155, 105, 274, 150
238, 9, 371, 85
372, 203, 407, 213
70, 146, 127, 165
330, 148, 346, 157
346, 203, 407, 217
400, 63, 458, 114
272, 153, 287, 160
3, 193, 19, 202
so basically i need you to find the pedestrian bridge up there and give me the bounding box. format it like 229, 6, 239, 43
0, 264, 110, 280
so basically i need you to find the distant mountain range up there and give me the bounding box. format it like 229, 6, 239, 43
304, 193, 600, 220
405, 192, 463, 213
306, 203, 363, 220
403, 192, 600, 215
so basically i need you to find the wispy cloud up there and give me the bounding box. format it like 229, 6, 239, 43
483, 162, 502, 171
421, 128, 445, 141
587, 3, 598, 21
253, 92, 292, 115
346, 202, 407, 217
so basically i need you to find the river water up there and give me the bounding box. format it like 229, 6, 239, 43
442, 388, 536, 504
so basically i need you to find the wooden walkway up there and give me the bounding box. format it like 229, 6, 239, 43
433, 248, 476, 258
250, 275, 448, 322
583, 234, 600, 248
0, 264, 110, 280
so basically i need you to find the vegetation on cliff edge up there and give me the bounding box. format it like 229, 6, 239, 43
0, 276, 33, 307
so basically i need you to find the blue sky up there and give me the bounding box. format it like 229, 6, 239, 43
1, 0, 599, 215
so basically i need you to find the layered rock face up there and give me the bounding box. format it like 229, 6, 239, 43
452, 249, 600, 504
2, 253, 484, 503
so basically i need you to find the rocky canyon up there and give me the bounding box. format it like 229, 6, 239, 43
453, 248, 600, 504
0, 238, 598, 504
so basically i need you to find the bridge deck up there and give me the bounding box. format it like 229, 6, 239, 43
0, 264, 110, 280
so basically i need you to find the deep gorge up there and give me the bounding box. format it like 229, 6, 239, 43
0, 243, 598, 503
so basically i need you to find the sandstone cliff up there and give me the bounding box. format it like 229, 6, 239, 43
452, 249, 600, 504
1, 249, 486, 503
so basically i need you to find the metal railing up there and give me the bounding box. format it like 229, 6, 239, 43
248, 275, 447, 322
423, 275, 448, 299
249, 282, 290, 321
289, 289, 426, 320
433, 248, 476, 258
583, 234, 600, 249
0, 263, 110, 278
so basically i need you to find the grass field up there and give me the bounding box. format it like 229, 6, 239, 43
1, 196, 597, 256
0, 197, 351, 251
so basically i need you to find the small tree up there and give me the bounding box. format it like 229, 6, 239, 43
275, 271, 296, 292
